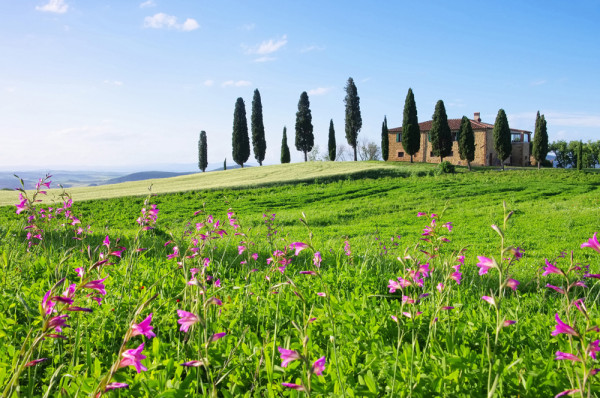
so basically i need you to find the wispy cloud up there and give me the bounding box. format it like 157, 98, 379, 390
240, 23, 255, 31
246, 35, 287, 55
144, 13, 200, 31
308, 87, 333, 96
35, 0, 68, 14
222, 80, 252, 87
139, 0, 156, 8
531, 79, 547, 86
545, 112, 600, 128
203, 80, 214, 87
300, 45, 325, 53
103, 80, 123, 86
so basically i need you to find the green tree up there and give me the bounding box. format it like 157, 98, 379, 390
281, 126, 291, 164
328, 119, 336, 161
549, 140, 570, 168
232, 97, 250, 168
344, 77, 362, 161
198, 130, 208, 172
251, 89, 267, 166
295, 92, 314, 162
532, 111, 549, 169
493, 108, 512, 170
223, 158, 227, 171
577, 141, 583, 170
402, 88, 420, 162
381, 116, 389, 161
458, 116, 475, 171
430, 100, 452, 162
588, 140, 600, 167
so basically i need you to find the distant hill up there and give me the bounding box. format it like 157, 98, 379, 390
102, 171, 196, 185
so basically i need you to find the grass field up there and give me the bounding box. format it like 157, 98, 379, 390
1, 162, 600, 397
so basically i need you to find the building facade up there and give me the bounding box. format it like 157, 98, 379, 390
388, 112, 532, 167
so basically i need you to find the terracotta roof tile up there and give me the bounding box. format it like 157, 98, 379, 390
389, 118, 530, 134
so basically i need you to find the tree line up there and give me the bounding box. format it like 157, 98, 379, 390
549, 140, 600, 169
198, 80, 555, 171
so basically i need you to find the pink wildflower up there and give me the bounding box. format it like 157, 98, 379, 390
481, 296, 495, 306
25, 358, 48, 367
555, 351, 582, 362
313, 251, 322, 267
476, 256, 494, 275
503, 320, 516, 327
546, 284, 565, 294
505, 278, 520, 291
581, 232, 600, 254
542, 259, 563, 276
210, 332, 226, 342
131, 313, 155, 339
83, 277, 107, 296
278, 347, 301, 367
312, 356, 326, 376
282, 383, 305, 391
119, 342, 147, 373
290, 242, 309, 256
552, 313, 579, 337
176, 310, 199, 333
105, 383, 129, 391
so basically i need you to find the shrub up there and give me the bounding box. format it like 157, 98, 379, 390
436, 161, 455, 174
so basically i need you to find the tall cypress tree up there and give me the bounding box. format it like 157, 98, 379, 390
198, 130, 208, 172
328, 119, 336, 161
232, 97, 250, 168
295, 92, 314, 162
281, 126, 291, 164
577, 140, 583, 170
458, 116, 475, 171
430, 100, 452, 162
493, 108, 512, 170
381, 116, 389, 161
344, 77, 362, 161
402, 88, 420, 163
532, 112, 549, 169
251, 89, 267, 166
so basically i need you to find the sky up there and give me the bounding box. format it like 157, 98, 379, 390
1, 0, 599, 171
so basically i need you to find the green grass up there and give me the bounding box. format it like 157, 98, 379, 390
1, 163, 600, 397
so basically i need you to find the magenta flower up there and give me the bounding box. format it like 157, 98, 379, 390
119, 342, 147, 373
390, 315, 398, 323
75, 267, 85, 278
312, 356, 326, 376
290, 242, 309, 256
41, 290, 56, 315
344, 240, 351, 256
282, 383, 305, 391
181, 360, 203, 367
505, 278, 520, 291
210, 332, 226, 342
83, 277, 107, 296
47, 314, 69, 332
313, 251, 322, 267
503, 320, 516, 327
252, 253, 259, 261
131, 313, 155, 339
441, 306, 454, 310
555, 389, 581, 397
167, 246, 179, 259
476, 256, 494, 275
177, 310, 199, 333
25, 358, 48, 367
278, 347, 301, 367
300, 270, 316, 275
573, 299, 587, 315
555, 351, 582, 362
102, 235, 110, 248
436, 283, 444, 293
105, 383, 129, 391
238, 245, 246, 255
417, 212, 427, 217
551, 313, 579, 337
66, 306, 93, 312
546, 284, 565, 294
481, 296, 495, 306
206, 297, 222, 306
542, 259, 563, 276
317, 292, 326, 297
450, 272, 462, 285
581, 232, 600, 253
444, 222, 453, 231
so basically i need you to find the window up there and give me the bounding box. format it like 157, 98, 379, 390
427, 132, 431, 142
430, 151, 434, 157
453, 131, 460, 141
398, 151, 404, 158
396, 133, 402, 142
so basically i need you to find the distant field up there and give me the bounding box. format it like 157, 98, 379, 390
0, 162, 432, 206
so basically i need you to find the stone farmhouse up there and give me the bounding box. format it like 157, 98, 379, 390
388, 112, 532, 167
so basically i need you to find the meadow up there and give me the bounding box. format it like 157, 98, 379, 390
1, 163, 600, 397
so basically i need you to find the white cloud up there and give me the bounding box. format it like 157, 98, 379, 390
308, 87, 333, 96
246, 35, 287, 55
36, 0, 68, 14
103, 80, 123, 86
144, 13, 200, 31
253, 56, 276, 63
545, 112, 600, 128
139, 0, 156, 8
203, 80, 214, 87
300, 45, 325, 53
531, 79, 547, 86
222, 80, 252, 87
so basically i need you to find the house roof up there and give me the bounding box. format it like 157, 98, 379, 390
389, 119, 531, 134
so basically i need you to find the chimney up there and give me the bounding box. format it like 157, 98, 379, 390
474, 112, 481, 122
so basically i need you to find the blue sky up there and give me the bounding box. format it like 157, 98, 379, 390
1, 0, 599, 171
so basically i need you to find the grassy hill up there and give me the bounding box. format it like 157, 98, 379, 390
0, 161, 432, 206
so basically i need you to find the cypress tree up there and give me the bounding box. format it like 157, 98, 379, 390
577, 140, 583, 170
223, 158, 226, 170
281, 126, 291, 164
402, 88, 420, 162
328, 119, 336, 161
232, 97, 250, 168
493, 109, 512, 170
251, 89, 267, 166
381, 116, 389, 161
430, 100, 452, 162
198, 130, 208, 172
532, 112, 549, 169
458, 116, 475, 171
295, 92, 314, 162
344, 77, 362, 161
